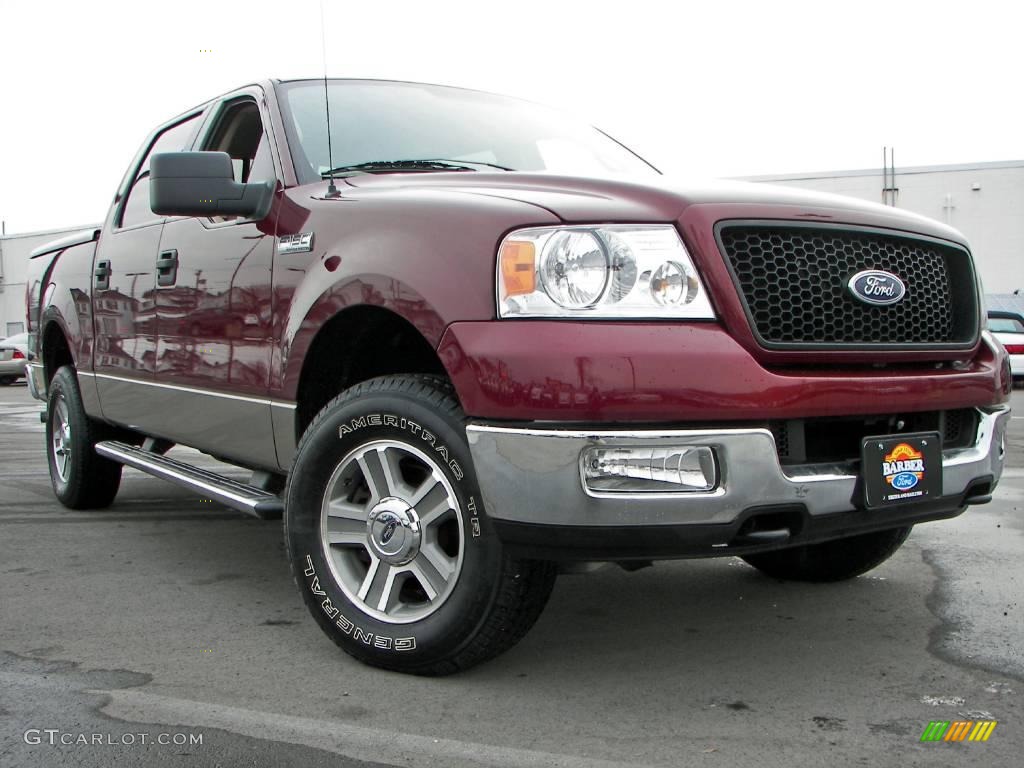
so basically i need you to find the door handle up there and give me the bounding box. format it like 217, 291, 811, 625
156, 249, 178, 287
94, 260, 112, 291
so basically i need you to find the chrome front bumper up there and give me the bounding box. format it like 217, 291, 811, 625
466, 406, 1010, 532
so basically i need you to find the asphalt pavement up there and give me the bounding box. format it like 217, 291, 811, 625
0, 382, 1021, 767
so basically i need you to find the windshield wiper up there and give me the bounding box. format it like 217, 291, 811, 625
321, 158, 514, 177
322, 160, 473, 176
423, 158, 514, 171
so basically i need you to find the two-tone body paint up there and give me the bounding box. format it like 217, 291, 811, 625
24, 79, 1008, 475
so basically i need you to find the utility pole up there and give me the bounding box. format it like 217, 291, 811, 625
881, 147, 899, 207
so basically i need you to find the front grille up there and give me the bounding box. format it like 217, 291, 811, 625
770, 408, 978, 465
717, 223, 978, 348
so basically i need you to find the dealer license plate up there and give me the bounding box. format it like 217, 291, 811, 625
861, 432, 943, 509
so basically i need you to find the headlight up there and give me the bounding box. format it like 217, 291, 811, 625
497, 225, 714, 319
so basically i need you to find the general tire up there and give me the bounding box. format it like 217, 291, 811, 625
285, 374, 557, 675
741, 526, 913, 582
46, 365, 123, 509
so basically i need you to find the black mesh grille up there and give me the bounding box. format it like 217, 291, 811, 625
718, 224, 978, 347
943, 409, 970, 446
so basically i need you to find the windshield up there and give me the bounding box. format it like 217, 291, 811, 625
277, 80, 658, 184
989, 316, 1024, 333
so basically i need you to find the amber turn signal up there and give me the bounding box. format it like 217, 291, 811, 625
500, 241, 536, 297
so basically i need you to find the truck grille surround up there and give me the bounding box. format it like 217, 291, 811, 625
716, 222, 979, 348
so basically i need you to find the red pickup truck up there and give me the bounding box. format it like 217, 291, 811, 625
25, 78, 1011, 675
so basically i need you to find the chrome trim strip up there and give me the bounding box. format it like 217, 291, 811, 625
90, 371, 296, 409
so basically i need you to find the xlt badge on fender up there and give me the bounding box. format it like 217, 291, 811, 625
847, 269, 906, 306
279, 232, 314, 254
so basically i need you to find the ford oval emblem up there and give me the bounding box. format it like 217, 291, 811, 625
847, 270, 906, 306
891, 471, 919, 490
380, 519, 399, 545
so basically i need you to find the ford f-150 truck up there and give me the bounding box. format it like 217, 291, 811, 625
25, 79, 1011, 675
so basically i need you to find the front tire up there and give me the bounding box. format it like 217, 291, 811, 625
46, 366, 123, 509
741, 526, 912, 582
285, 375, 556, 675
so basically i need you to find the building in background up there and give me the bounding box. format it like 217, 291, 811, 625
743, 159, 1024, 294
0, 225, 97, 338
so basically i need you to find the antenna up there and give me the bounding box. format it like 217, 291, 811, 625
321, 0, 339, 198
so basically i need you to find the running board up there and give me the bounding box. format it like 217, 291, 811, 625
95, 441, 284, 519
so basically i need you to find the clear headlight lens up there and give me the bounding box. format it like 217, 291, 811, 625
539, 230, 609, 308
497, 225, 714, 319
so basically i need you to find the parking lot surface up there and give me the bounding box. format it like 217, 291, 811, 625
1, 382, 1021, 767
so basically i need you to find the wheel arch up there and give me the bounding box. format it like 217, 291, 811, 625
292, 304, 450, 444
41, 314, 75, 384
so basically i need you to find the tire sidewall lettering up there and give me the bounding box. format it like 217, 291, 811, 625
302, 554, 417, 652
338, 413, 464, 481
287, 389, 499, 664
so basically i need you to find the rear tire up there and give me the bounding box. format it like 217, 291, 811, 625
741, 526, 912, 582
285, 374, 557, 675
46, 366, 123, 509
0, 376, 16, 386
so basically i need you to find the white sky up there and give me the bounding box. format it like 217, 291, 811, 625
1, 0, 1021, 234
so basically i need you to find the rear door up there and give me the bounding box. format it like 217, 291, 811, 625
92, 113, 203, 427
152, 89, 281, 470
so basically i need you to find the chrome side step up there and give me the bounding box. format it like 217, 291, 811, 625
95, 440, 284, 519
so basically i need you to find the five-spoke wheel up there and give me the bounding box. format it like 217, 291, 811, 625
285, 374, 557, 675
50, 395, 72, 482
321, 441, 464, 622
45, 366, 123, 509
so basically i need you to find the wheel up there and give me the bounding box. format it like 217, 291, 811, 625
741, 527, 912, 582
0, 376, 17, 386
285, 374, 557, 675
46, 366, 123, 509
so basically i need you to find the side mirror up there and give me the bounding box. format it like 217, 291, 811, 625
150, 151, 274, 220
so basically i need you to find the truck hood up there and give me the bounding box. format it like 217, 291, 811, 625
337, 172, 968, 246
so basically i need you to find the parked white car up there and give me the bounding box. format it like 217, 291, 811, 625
0, 333, 30, 385
988, 312, 1024, 385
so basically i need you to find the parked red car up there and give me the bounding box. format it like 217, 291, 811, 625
25, 79, 1011, 674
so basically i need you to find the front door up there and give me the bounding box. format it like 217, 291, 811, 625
153, 92, 280, 470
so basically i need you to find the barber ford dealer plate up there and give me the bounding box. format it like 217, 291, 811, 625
861, 432, 943, 509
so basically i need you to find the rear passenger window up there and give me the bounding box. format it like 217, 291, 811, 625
119, 115, 201, 229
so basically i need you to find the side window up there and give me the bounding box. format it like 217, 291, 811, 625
119, 115, 201, 229
199, 99, 274, 222
203, 100, 274, 183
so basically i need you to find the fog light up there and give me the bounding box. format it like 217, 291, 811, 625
582, 446, 717, 493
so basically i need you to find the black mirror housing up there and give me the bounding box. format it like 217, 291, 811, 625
150, 151, 274, 220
